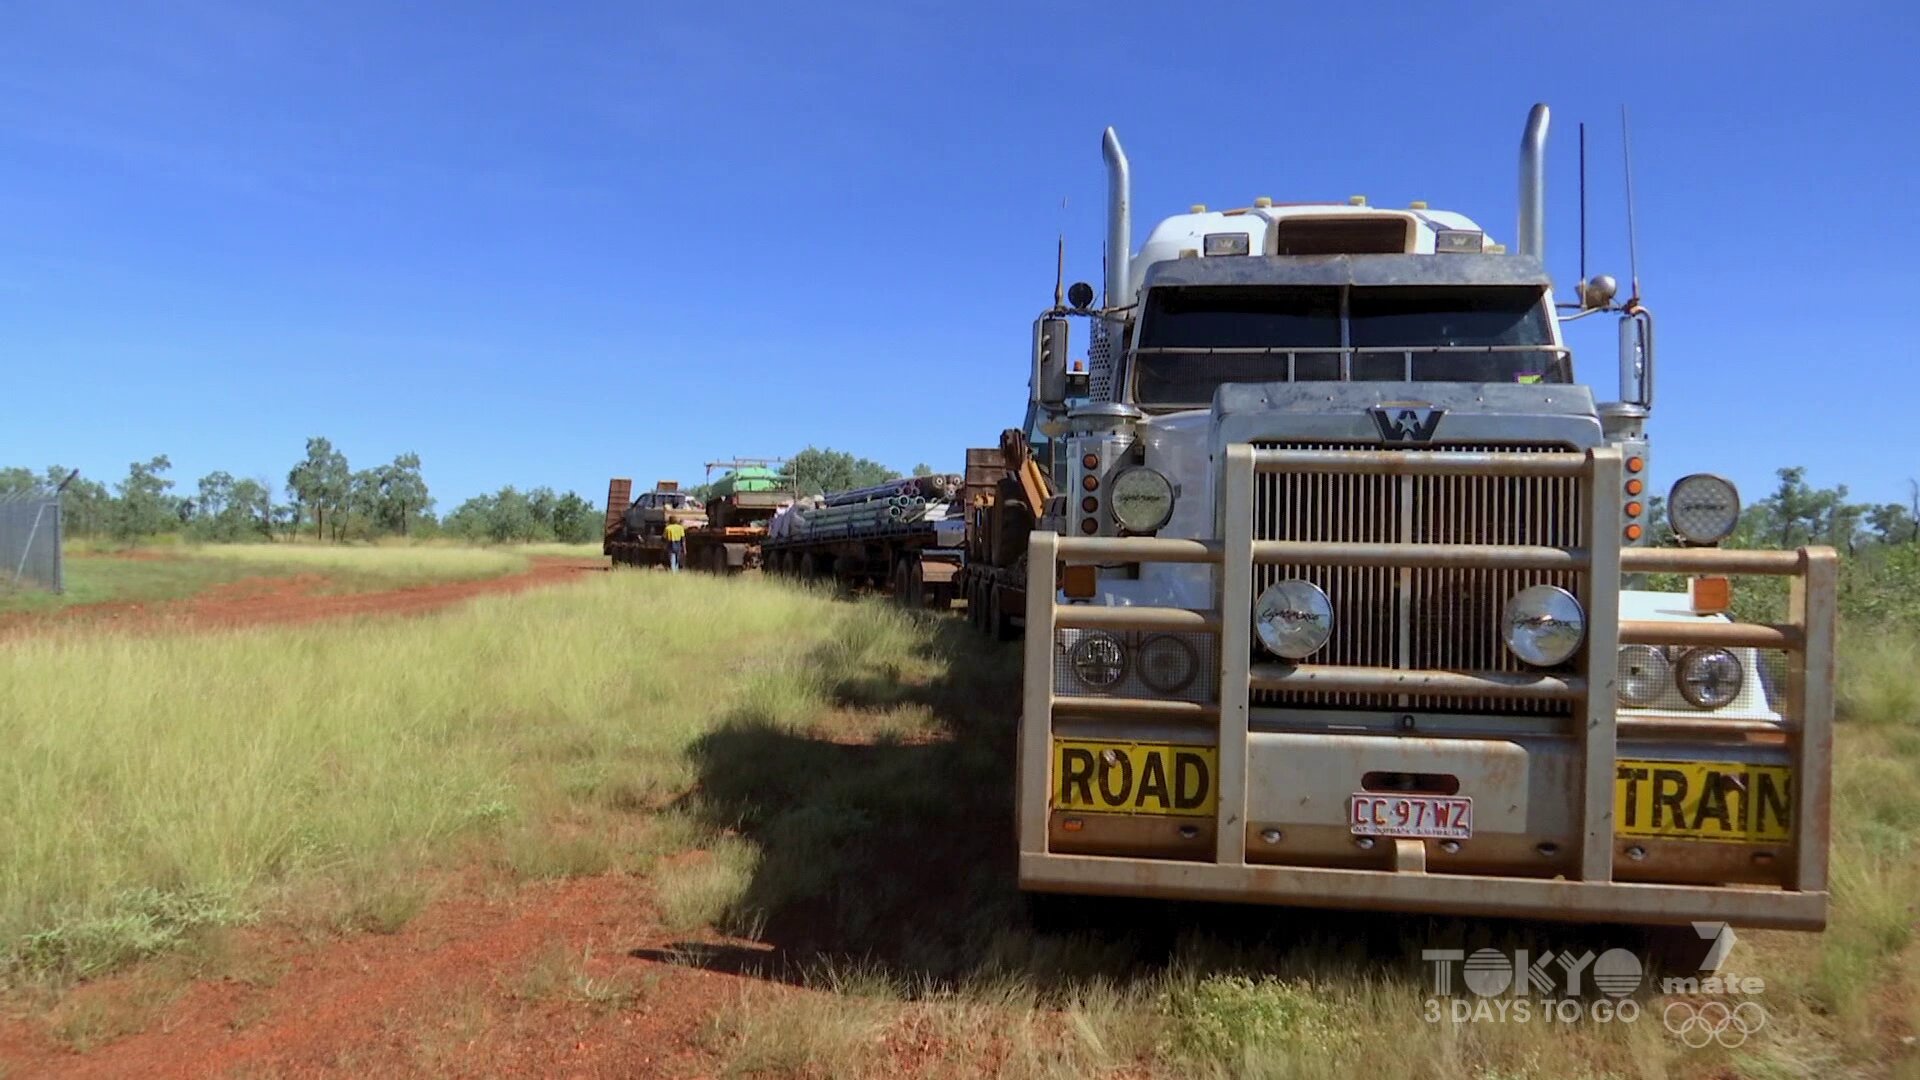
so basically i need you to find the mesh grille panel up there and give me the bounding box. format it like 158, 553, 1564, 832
1251, 442, 1583, 716
1087, 320, 1117, 402
1621, 646, 1787, 719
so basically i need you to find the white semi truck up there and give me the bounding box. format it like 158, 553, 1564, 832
1014, 104, 1837, 929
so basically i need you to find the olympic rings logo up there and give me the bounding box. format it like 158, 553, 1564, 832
1663, 1000, 1768, 1048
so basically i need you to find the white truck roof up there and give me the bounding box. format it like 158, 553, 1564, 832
1130, 203, 1493, 302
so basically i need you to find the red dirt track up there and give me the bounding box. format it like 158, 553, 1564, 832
0, 874, 759, 1078
0, 553, 783, 1077
0, 556, 609, 640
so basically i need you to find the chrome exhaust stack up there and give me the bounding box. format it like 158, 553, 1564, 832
1517, 104, 1549, 261
1103, 127, 1131, 308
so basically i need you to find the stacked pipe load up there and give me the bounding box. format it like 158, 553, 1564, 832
819, 474, 962, 507
780, 477, 962, 541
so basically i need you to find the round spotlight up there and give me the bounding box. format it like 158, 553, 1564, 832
1502, 585, 1586, 667
1675, 647, 1744, 709
1253, 580, 1333, 659
1616, 645, 1670, 707
1108, 467, 1176, 533
1667, 474, 1741, 546
1137, 634, 1199, 694
1069, 632, 1128, 690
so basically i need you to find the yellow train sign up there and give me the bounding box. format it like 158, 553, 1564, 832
1614, 760, 1792, 843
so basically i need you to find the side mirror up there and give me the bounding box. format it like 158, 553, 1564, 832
1617, 307, 1654, 409
1032, 316, 1069, 407
1067, 281, 1096, 310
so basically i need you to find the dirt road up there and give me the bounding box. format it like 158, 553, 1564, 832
0, 556, 609, 640
0, 872, 779, 1078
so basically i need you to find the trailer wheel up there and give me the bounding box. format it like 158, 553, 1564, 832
904, 558, 926, 608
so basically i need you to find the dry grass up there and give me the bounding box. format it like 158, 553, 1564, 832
6, 555, 1914, 1077
0, 571, 908, 988
668, 617, 1919, 1080
3, 542, 529, 614
183, 542, 527, 586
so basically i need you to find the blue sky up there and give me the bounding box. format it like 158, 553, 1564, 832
3, 2, 1915, 512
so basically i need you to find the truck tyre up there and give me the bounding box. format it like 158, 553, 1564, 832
708, 547, 727, 574
989, 585, 1018, 641
904, 558, 926, 608
993, 478, 1031, 565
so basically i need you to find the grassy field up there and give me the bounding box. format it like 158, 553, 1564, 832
0, 544, 531, 615
2, 570, 1914, 1077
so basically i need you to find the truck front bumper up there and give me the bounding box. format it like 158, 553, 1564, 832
1019, 445, 1838, 930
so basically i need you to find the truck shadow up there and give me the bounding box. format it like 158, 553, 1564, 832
635, 616, 1705, 992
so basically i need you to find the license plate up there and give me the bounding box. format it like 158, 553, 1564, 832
1614, 760, 1792, 843
1349, 793, 1473, 839
1053, 739, 1217, 817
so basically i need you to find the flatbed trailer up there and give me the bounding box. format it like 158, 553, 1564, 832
605, 469, 788, 574
763, 518, 963, 608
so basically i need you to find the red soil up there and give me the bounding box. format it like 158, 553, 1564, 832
0, 556, 609, 640
0, 873, 762, 1078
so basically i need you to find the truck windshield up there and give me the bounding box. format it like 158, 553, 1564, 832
1131, 284, 1565, 408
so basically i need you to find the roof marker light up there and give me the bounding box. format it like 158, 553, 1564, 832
1203, 233, 1251, 256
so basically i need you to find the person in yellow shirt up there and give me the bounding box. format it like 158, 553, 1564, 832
663, 520, 687, 572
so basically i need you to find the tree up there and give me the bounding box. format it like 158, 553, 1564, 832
377, 453, 430, 536
1866, 503, 1915, 546
46, 467, 111, 537
441, 485, 597, 545
228, 477, 274, 540
548, 491, 600, 543
346, 469, 384, 540
288, 437, 350, 541
911, 463, 934, 477
781, 446, 898, 498
1762, 467, 1817, 549
0, 467, 42, 498
112, 456, 176, 541
197, 470, 235, 520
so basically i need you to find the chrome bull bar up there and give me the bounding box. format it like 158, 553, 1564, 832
1019, 444, 1839, 928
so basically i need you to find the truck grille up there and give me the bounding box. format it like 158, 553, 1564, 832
1250, 442, 1584, 716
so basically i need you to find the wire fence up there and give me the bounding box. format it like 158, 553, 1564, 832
0, 494, 63, 593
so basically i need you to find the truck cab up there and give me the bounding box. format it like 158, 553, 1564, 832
1015, 105, 1836, 930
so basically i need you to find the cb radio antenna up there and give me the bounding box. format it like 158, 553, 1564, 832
1578, 122, 1588, 285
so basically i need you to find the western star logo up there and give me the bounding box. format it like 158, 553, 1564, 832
1371, 405, 1445, 442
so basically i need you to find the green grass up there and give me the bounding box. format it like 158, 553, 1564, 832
671, 610, 1920, 1079
183, 542, 526, 584
0, 543, 529, 615
4, 563, 1915, 1077
515, 542, 605, 558
0, 571, 901, 987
